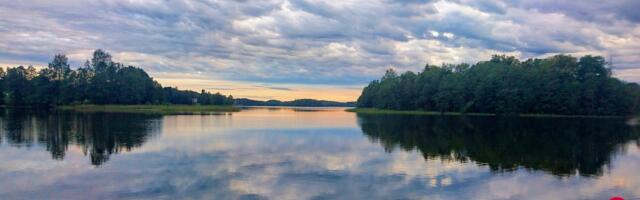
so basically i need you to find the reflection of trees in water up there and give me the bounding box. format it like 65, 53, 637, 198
357, 114, 640, 176
0, 110, 161, 166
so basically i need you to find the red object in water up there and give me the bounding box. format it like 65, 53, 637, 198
610, 197, 624, 200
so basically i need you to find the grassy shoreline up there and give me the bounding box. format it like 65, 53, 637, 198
59, 104, 240, 114
345, 108, 628, 118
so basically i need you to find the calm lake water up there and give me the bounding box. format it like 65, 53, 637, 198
0, 107, 639, 199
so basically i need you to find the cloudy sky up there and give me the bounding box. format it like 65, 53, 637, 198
1, 0, 639, 101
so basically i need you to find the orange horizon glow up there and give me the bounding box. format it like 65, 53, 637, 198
154, 76, 362, 102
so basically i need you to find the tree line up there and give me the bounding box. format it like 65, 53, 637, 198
0, 49, 233, 107
357, 54, 640, 116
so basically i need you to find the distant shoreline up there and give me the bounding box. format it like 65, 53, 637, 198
238, 105, 354, 108
346, 108, 629, 118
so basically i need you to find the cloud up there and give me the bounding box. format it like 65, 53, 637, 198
255, 85, 293, 91
510, 0, 640, 23
1, 0, 640, 100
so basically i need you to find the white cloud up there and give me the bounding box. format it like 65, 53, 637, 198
1, 0, 639, 98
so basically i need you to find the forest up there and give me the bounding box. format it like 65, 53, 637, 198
0, 49, 234, 107
356, 55, 640, 116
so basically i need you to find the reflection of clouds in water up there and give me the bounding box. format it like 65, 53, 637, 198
455, 143, 640, 200
159, 108, 357, 134
0, 146, 98, 198
148, 131, 496, 199
186, 139, 640, 200
1, 109, 640, 199
148, 118, 640, 199
0, 127, 491, 199
3, 135, 640, 199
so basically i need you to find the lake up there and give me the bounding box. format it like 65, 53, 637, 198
0, 107, 639, 199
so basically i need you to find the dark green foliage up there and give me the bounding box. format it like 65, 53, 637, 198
0, 68, 5, 105
5, 66, 33, 105
161, 87, 233, 105
198, 89, 234, 105
357, 54, 640, 116
112, 66, 164, 104
0, 50, 233, 107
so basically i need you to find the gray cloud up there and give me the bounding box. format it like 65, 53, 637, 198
0, 0, 639, 85
511, 0, 640, 23
255, 85, 293, 91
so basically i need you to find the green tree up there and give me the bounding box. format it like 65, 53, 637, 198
356, 54, 640, 116
5, 66, 31, 105
0, 68, 5, 105
0, 49, 256, 107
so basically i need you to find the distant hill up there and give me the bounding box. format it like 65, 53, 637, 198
234, 98, 355, 107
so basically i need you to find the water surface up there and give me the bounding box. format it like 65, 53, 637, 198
0, 107, 639, 199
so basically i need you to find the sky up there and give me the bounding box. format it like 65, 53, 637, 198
1, 0, 639, 101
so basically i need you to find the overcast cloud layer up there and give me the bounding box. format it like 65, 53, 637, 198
1, 0, 639, 100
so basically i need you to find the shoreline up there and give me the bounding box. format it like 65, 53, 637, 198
345, 108, 629, 118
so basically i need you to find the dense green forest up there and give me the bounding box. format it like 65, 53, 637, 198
0, 49, 233, 106
357, 55, 640, 116
234, 98, 355, 107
